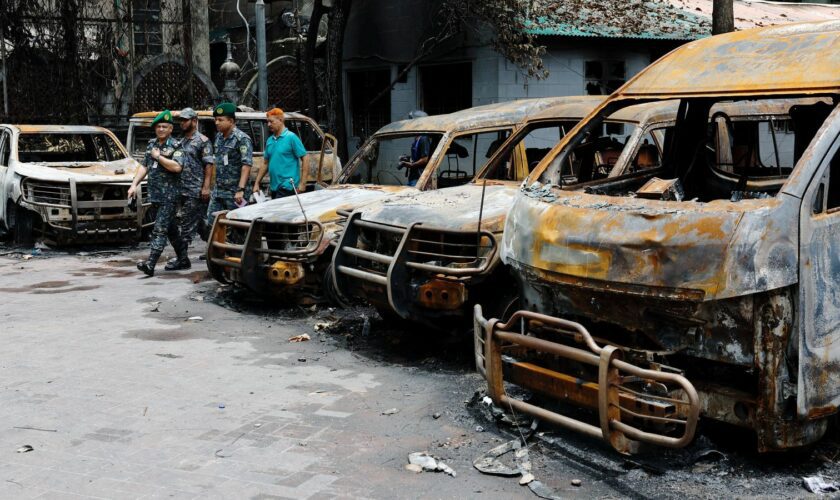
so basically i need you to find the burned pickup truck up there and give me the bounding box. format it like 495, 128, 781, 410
206, 99, 567, 302
476, 21, 840, 454
0, 125, 147, 245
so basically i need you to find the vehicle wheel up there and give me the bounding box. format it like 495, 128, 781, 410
322, 265, 350, 308
12, 205, 37, 246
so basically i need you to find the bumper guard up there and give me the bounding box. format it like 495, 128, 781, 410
474, 305, 700, 454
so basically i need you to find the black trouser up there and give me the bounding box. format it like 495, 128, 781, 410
270, 188, 295, 199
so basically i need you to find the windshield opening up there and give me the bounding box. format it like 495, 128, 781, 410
338, 133, 444, 186
540, 97, 837, 202
18, 133, 127, 163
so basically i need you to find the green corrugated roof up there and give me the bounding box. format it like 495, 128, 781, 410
527, 0, 711, 40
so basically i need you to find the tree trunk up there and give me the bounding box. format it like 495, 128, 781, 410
712, 0, 734, 35
60, 0, 84, 122
304, 0, 325, 120
325, 0, 351, 160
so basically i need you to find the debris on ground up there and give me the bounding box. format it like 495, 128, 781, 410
405, 463, 423, 473
314, 321, 337, 332
408, 452, 456, 477
382, 408, 399, 416
288, 333, 311, 342
803, 476, 839, 494
187, 316, 203, 322
571, 479, 582, 487
473, 419, 563, 500
16, 445, 33, 453
433, 412, 441, 419
149, 301, 162, 312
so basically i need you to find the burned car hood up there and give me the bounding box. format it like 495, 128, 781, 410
357, 182, 519, 233
13, 158, 140, 183
502, 187, 799, 300
226, 185, 415, 224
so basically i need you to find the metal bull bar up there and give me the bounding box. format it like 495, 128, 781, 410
474, 305, 700, 454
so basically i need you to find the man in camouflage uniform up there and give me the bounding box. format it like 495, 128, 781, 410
165, 107, 214, 271
127, 110, 187, 276
206, 102, 253, 230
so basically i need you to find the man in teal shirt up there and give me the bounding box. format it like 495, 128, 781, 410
254, 107, 308, 199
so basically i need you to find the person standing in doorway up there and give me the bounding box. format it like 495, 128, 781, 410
254, 108, 307, 199
205, 102, 253, 230
166, 108, 214, 271
127, 110, 186, 276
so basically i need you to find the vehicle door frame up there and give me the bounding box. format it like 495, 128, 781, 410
797, 108, 840, 417
0, 126, 15, 225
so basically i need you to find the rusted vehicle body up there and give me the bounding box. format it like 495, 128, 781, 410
0, 125, 148, 245
332, 96, 676, 330
475, 21, 840, 453
127, 110, 340, 191
206, 99, 568, 302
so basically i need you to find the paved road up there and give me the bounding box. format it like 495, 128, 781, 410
1, 244, 838, 499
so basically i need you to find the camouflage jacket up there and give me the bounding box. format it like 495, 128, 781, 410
174, 132, 214, 198
143, 137, 180, 203
212, 127, 253, 194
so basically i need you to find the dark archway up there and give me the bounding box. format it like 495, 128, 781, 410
122, 54, 220, 116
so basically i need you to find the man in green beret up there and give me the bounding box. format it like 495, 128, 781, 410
205, 102, 254, 229
127, 110, 188, 276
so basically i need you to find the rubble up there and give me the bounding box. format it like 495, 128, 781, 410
408, 452, 456, 477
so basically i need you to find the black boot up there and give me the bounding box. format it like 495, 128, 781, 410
137, 249, 162, 277
165, 243, 191, 271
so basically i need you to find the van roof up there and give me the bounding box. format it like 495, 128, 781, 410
618, 20, 840, 98
375, 98, 586, 135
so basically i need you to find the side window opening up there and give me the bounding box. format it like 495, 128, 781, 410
438, 130, 511, 188
483, 121, 578, 182
285, 120, 324, 152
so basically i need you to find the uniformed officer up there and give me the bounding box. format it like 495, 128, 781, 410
127, 110, 187, 276
206, 102, 253, 229
165, 107, 214, 270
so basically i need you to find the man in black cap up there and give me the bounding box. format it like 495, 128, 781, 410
127, 110, 188, 276
166, 107, 214, 270
206, 102, 253, 230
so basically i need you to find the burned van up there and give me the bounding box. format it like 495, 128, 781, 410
206, 99, 567, 302
475, 21, 840, 453
332, 97, 608, 326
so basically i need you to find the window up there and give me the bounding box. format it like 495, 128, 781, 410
348, 70, 391, 139
285, 120, 323, 152
485, 121, 578, 181
585, 61, 626, 96
340, 133, 443, 186
437, 130, 511, 188
17, 133, 126, 163
420, 62, 472, 116
0, 131, 10, 166
133, 0, 163, 56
